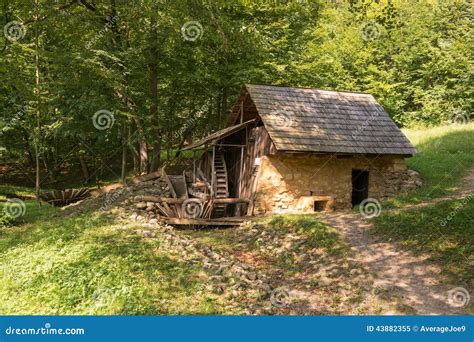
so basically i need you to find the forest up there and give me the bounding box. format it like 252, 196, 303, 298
0, 0, 473, 319
0, 0, 472, 191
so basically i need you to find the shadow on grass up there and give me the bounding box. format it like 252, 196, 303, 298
0, 203, 113, 251
0, 208, 223, 315
269, 214, 346, 254
372, 198, 473, 285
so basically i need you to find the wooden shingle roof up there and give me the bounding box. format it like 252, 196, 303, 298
236, 84, 416, 155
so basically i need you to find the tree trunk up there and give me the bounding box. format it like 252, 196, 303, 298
148, 16, 161, 172
132, 146, 140, 175
23, 131, 34, 165
221, 86, 228, 128
79, 156, 90, 183
139, 141, 148, 174
34, 0, 41, 201
120, 122, 127, 183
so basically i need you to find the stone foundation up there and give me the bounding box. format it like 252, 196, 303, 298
252, 153, 422, 215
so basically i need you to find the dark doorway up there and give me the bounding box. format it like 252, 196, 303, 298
352, 170, 369, 206
314, 200, 327, 212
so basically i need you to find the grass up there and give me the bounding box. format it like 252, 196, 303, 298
0, 184, 35, 200
372, 197, 473, 285
387, 123, 474, 206
0, 124, 472, 314
371, 123, 474, 285
0, 201, 229, 314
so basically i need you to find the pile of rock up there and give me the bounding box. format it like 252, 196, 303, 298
65, 177, 171, 218
131, 223, 274, 314
382, 169, 423, 198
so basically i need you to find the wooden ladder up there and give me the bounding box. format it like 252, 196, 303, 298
212, 152, 229, 217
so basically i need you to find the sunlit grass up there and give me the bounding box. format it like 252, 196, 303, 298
385, 123, 474, 206
372, 198, 473, 285
372, 123, 474, 285
0, 204, 228, 315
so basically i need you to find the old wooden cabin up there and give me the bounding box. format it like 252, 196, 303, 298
155, 84, 419, 225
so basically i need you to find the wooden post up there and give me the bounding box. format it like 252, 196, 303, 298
193, 150, 196, 183
240, 100, 243, 124
211, 146, 215, 199
237, 104, 245, 215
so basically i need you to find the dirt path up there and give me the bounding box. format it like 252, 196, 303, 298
318, 169, 473, 315
319, 213, 463, 314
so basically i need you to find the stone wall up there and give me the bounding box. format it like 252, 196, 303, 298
252, 153, 422, 215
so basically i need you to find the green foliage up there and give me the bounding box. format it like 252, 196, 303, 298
0, 0, 471, 181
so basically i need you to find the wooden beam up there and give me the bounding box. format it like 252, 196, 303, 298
211, 146, 216, 198
135, 196, 184, 204
162, 170, 178, 198
130, 169, 162, 184
161, 169, 180, 217
160, 217, 247, 226
134, 196, 249, 204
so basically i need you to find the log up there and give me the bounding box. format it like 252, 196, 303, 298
134, 196, 249, 204
131, 169, 162, 184
134, 196, 184, 204
160, 217, 247, 226
161, 169, 180, 217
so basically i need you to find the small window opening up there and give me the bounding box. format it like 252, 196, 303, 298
314, 200, 327, 212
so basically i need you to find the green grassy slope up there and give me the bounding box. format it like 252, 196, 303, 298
372, 123, 474, 286
0, 124, 472, 314
0, 204, 228, 314
389, 123, 474, 206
